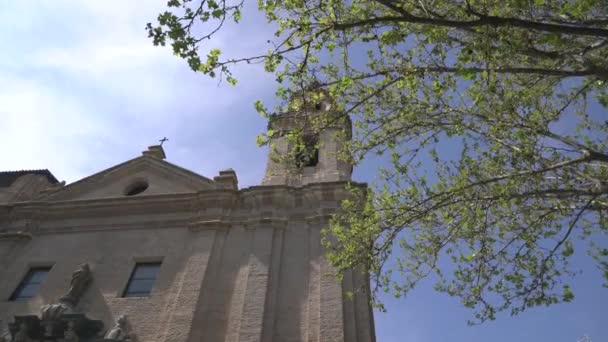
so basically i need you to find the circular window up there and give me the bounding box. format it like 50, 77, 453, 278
314, 100, 331, 111
124, 180, 149, 196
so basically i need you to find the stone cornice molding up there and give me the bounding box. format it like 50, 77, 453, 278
189, 217, 291, 232
188, 219, 231, 231
305, 214, 333, 226
0, 181, 363, 234
244, 217, 289, 230
4, 181, 361, 211
4, 192, 222, 220
0, 230, 32, 241
39, 218, 195, 235
2, 212, 334, 236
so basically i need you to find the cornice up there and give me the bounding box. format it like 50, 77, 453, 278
188, 219, 232, 231
0, 181, 358, 235
305, 214, 333, 226
239, 180, 366, 193
0, 212, 331, 236
0, 230, 32, 241
29, 217, 196, 235
188, 216, 310, 232
3, 181, 361, 211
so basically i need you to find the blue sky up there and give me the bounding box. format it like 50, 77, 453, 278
1, 2, 606, 341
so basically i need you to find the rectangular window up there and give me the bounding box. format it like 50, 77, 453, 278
10, 266, 52, 301
123, 262, 161, 297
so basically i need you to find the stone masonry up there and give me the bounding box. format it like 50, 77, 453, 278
0, 103, 375, 341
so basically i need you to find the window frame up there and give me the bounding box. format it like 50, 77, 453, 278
122, 261, 162, 298
9, 266, 52, 302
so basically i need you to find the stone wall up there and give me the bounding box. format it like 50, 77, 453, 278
0, 183, 375, 342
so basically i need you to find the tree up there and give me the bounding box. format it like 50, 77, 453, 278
148, 0, 608, 323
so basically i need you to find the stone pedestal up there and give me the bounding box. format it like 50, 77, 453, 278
8, 313, 103, 342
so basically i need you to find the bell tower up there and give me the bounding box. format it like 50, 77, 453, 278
262, 89, 352, 186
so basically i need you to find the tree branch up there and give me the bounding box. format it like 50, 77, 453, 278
333, 11, 608, 38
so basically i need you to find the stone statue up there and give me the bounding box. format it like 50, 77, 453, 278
59, 263, 92, 306
104, 315, 130, 341
40, 302, 69, 320
63, 321, 79, 342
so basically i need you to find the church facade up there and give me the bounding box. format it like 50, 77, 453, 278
0, 108, 375, 341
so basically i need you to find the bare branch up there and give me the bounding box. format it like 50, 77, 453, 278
334, 11, 608, 38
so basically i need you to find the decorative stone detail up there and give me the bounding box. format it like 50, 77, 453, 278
7, 313, 104, 342
12, 320, 30, 342
59, 263, 92, 307
0, 322, 10, 342
1, 264, 142, 341
0, 230, 32, 241
141, 145, 166, 160
188, 219, 231, 231
3, 311, 138, 342
63, 321, 79, 342
101, 315, 133, 342
213, 169, 238, 190
40, 303, 69, 320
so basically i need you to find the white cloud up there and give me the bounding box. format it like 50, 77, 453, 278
0, 74, 117, 181
0, 0, 276, 186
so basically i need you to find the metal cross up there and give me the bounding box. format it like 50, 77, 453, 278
159, 137, 169, 146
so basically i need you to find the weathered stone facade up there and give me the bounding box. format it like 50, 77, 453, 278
0, 108, 375, 341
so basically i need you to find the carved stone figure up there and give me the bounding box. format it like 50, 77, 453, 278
63, 321, 79, 342
40, 303, 69, 320
59, 263, 92, 306
7, 308, 103, 342
104, 315, 130, 341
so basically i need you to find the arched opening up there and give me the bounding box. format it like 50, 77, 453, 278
295, 134, 319, 168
